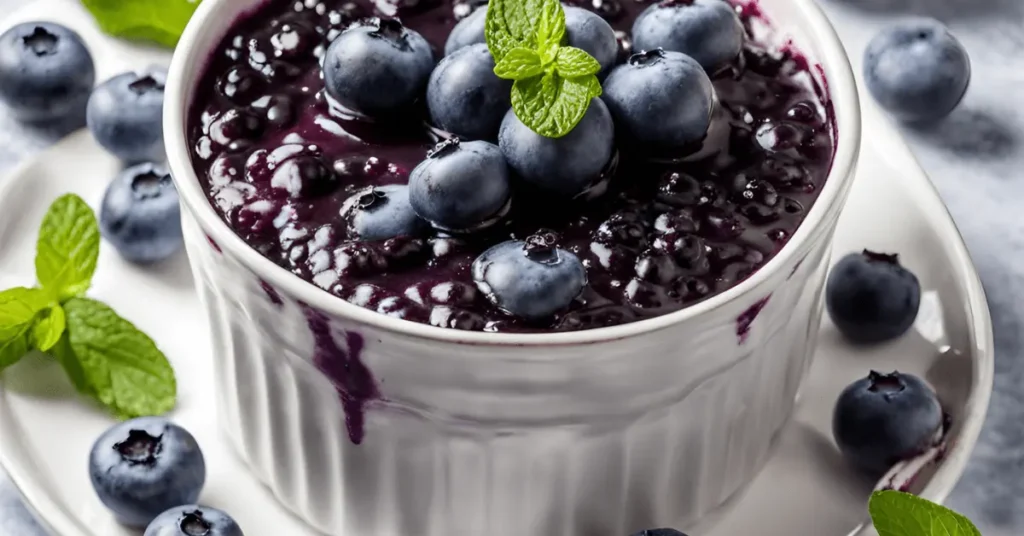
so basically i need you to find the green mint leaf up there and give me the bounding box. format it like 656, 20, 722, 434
510, 72, 602, 138
62, 297, 176, 419
31, 305, 66, 352
869, 491, 981, 536
0, 331, 29, 371
48, 333, 93, 395
556, 47, 602, 78
485, 0, 535, 60
494, 48, 545, 80
0, 287, 55, 369
81, 0, 201, 48
534, 0, 566, 53
35, 194, 100, 302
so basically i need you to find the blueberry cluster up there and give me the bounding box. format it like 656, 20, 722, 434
88, 417, 245, 535
0, 22, 183, 265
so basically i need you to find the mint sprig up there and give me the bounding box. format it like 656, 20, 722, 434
486, 0, 603, 138
82, 0, 201, 48
869, 491, 981, 536
0, 194, 176, 419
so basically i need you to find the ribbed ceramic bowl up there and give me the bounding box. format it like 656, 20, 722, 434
164, 1, 861, 534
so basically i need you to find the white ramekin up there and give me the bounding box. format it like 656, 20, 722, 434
164, 1, 861, 533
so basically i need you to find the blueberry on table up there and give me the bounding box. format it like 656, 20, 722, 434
832, 371, 944, 475
99, 163, 184, 264
863, 18, 970, 122
564, 6, 619, 78
630, 530, 689, 536
87, 68, 167, 163
826, 250, 921, 343
498, 98, 614, 198
472, 235, 587, 320
409, 138, 512, 231
0, 22, 95, 122
89, 417, 207, 528
342, 184, 427, 241
324, 18, 435, 117
427, 43, 511, 141
145, 506, 244, 536
444, 5, 486, 56
602, 49, 715, 150
631, 0, 744, 72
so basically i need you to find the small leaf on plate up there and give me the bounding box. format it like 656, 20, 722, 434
556, 46, 602, 78
0, 331, 29, 371
81, 0, 201, 48
62, 297, 176, 419
869, 490, 981, 536
0, 287, 56, 370
31, 304, 66, 352
35, 194, 100, 302
494, 47, 545, 80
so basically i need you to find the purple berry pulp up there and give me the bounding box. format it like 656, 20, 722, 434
187, 0, 836, 333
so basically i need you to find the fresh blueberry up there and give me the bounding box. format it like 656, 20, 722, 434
832, 371, 943, 475
602, 49, 714, 150
630, 530, 689, 536
87, 68, 167, 163
498, 98, 614, 197
863, 18, 970, 122
144, 506, 244, 536
826, 250, 921, 343
99, 163, 184, 264
444, 5, 486, 56
472, 234, 586, 320
427, 43, 511, 141
89, 417, 206, 528
564, 6, 619, 78
0, 22, 95, 122
409, 138, 511, 231
323, 18, 434, 117
342, 184, 426, 240
632, 0, 744, 71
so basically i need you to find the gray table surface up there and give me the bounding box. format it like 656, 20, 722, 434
2, 0, 1023, 534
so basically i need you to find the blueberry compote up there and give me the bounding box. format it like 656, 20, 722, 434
188, 0, 836, 333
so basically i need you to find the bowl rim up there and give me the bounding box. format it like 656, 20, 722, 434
163, 0, 863, 347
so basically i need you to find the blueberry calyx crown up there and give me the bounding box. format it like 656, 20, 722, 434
130, 171, 170, 199
866, 370, 906, 397
524, 230, 560, 264
427, 137, 461, 159
367, 17, 410, 48
179, 510, 213, 536
356, 187, 389, 209
114, 429, 163, 466
128, 75, 165, 95
862, 249, 900, 266
23, 27, 58, 56
629, 48, 667, 67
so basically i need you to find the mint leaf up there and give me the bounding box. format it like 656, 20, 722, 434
35, 194, 99, 302
511, 72, 602, 138
869, 491, 981, 536
0, 332, 29, 371
556, 47, 602, 78
485, 0, 535, 60
62, 297, 176, 419
494, 48, 545, 80
82, 0, 200, 48
31, 305, 65, 352
48, 334, 92, 395
0, 287, 55, 370
534, 0, 566, 54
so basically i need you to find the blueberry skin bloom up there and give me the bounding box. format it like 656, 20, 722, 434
89, 417, 207, 528
498, 98, 615, 198
99, 163, 184, 264
427, 43, 512, 141
602, 49, 714, 150
832, 371, 943, 475
863, 18, 970, 122
564, 6, 619, 78
324, 18, 435, 117
409, 138, 511, 231
87, 68, 167, 163
632, 0, 744, 71
826, 250, 921, 344
342, 184, 426, 241
145, 506, 244, 536
0, 22, 95, 122
472, 239, 587, 320
444, 5, 487, 56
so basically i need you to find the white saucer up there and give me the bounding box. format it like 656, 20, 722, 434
0, 1, 994, 535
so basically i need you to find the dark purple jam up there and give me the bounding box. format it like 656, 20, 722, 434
188, 0, 836, 333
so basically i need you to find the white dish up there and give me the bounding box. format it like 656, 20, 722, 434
0, 1, 993, 536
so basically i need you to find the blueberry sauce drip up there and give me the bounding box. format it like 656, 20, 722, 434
188, 0, 836, 333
